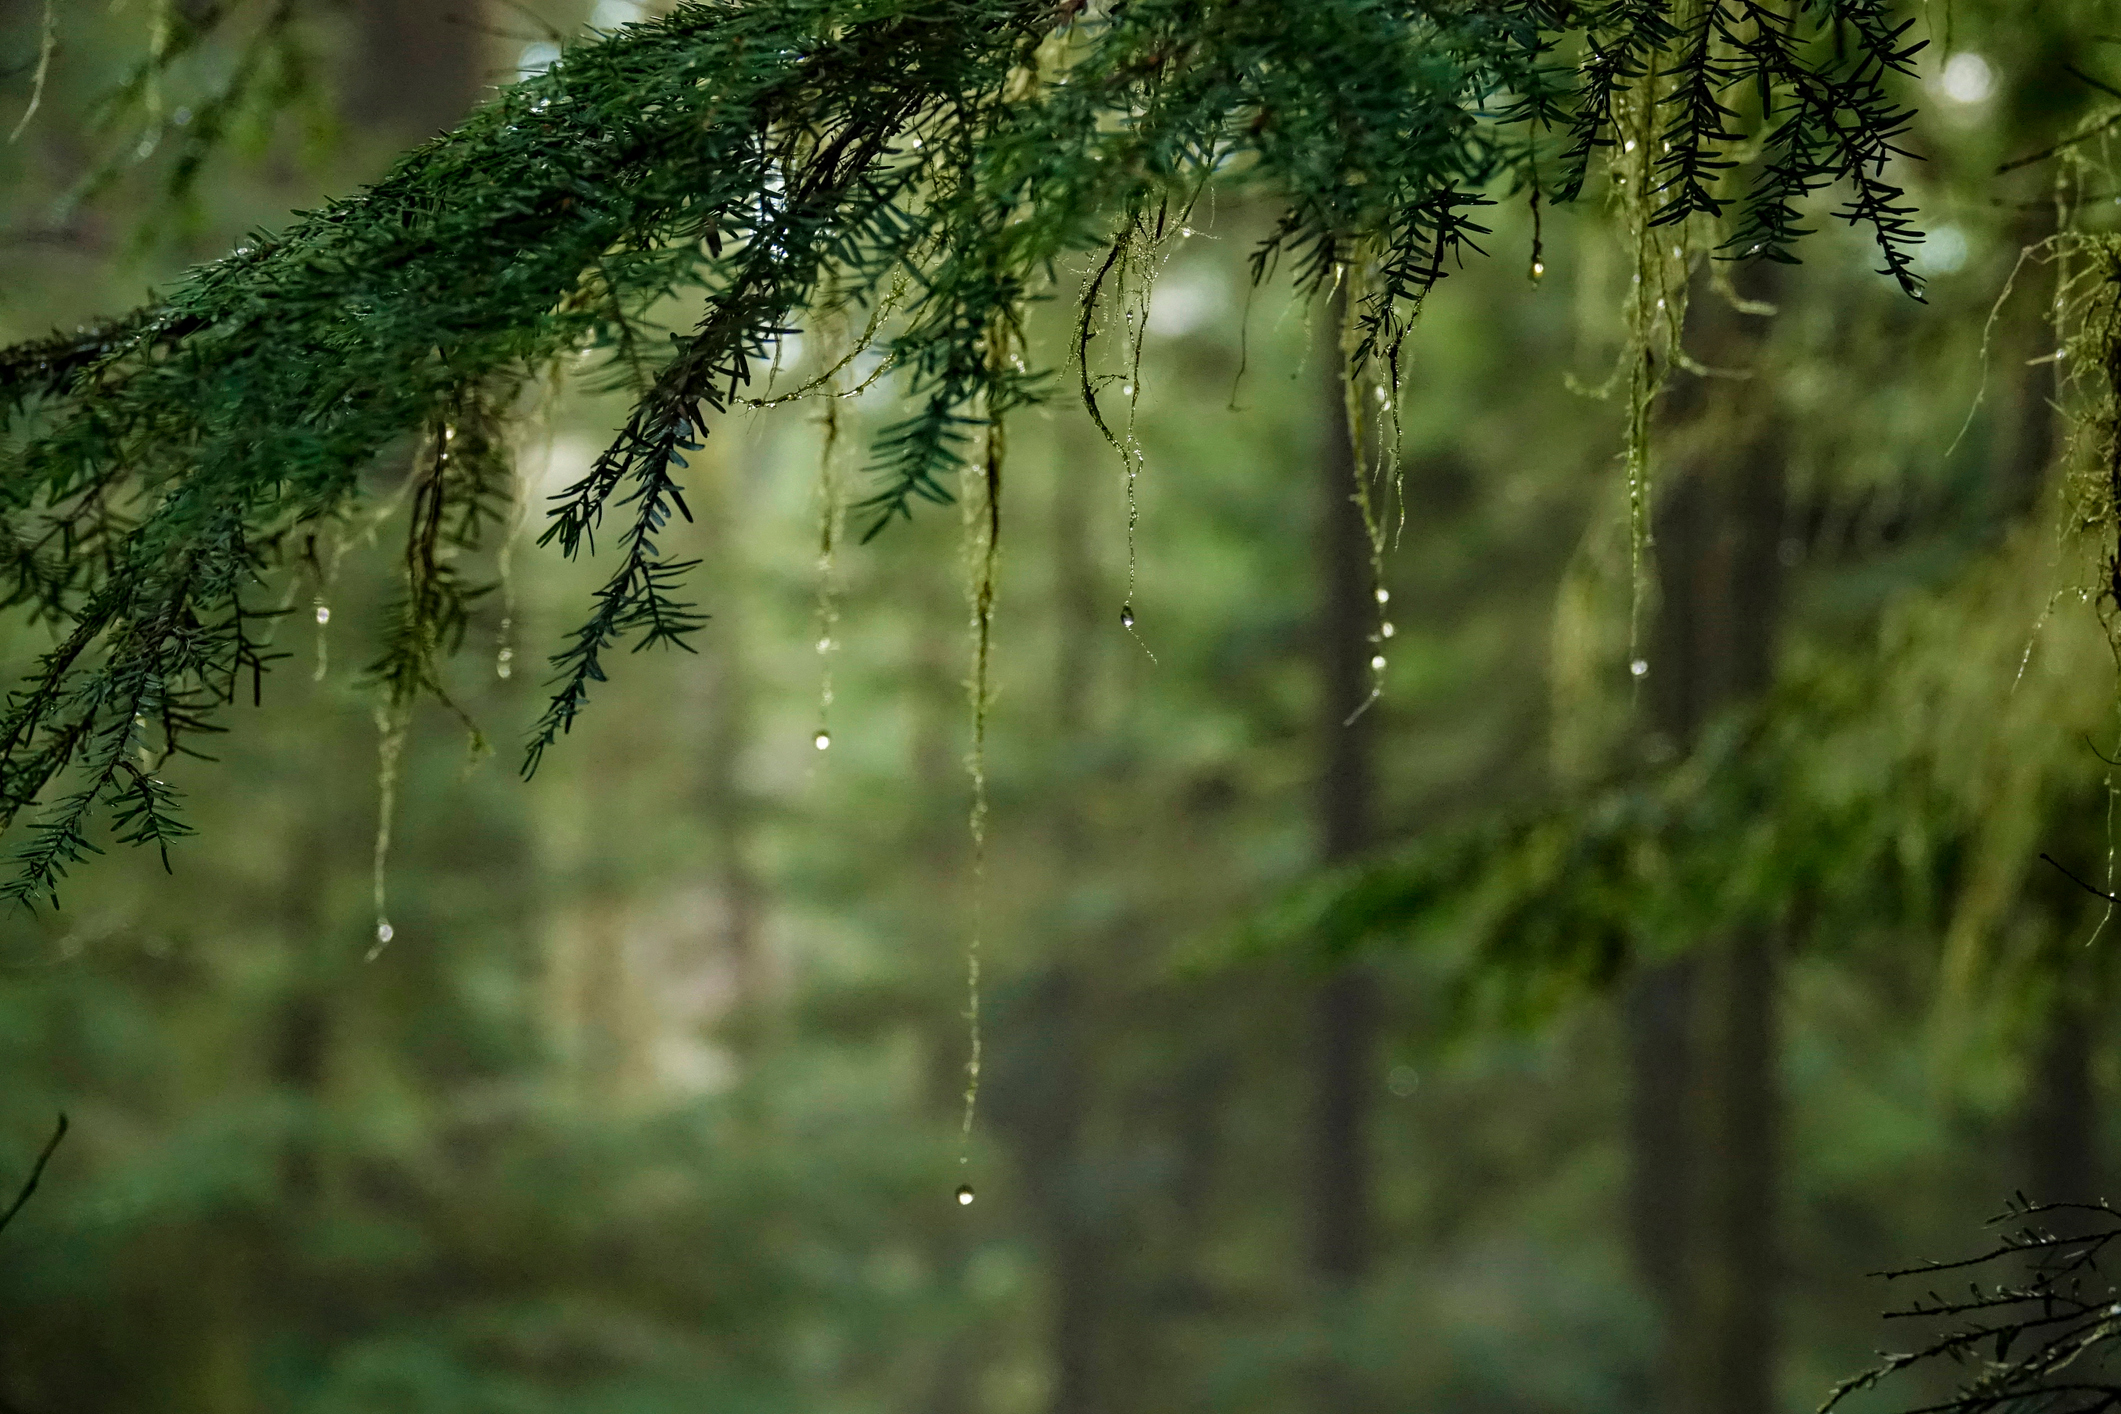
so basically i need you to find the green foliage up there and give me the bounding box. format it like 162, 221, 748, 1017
1244, 510, 2121, 1032
0, 0, 1930, 900
1560, 0, 1925, 292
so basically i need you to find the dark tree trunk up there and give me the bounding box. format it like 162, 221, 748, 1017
2005, 214, 2100, 1212
1311, 295, 1377, 1407
911, 527, 980, 1414
271, 781, 341, 1202
1630, 265, 1786, 1414
1040, 429, 1106, 1414
1625, 961, 1696, 1319
696, 446, 766, 1020
2025, 986, 2098, 1203
345, 0, 488, 144
1691, 926, 1779, 1414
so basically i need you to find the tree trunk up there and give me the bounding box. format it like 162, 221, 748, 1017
911, 527, 981, 1414
1691, 926, 1779, 1414
272, 811, 334, 1203
696, 439, 767, 1022
2025, 982, 2097, 1203
1625, 961, 1695, 1323
1311, 292, 1376, 1408
1631, 265, 1785, 1414
345, 0, 488, 144
1042, 424, 1107, 1414
2006, 209, 2098, 1212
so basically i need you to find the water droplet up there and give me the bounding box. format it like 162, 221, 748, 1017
375, 921, 394, 944
1370, 654, 1387, 672
314, 603, 331, 626
1121, 384, 1135, 397
496, 647, 514, 680
1623, 139, 1637, 153
814, 730, 832, 751
1374, 588, 1390, 606
955, 1184, 975, 1206
1655, 298, 1666, 310
1380, 622, 1395, 638
1180, 226, 1195, 237
1119, 605, 1135, 630
1630, 658, 1649, 678
816, 636, 834, 654
1531, 260, 1546, 280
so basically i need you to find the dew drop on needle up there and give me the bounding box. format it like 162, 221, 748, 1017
955, 1184, 975, 1206
1119, 605, 1135, 630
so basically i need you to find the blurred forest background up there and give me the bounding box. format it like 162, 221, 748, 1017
3, 2, 2120, 1412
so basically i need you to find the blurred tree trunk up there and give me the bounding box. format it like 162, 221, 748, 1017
2025, 978, 2097, 1202
1039, 426, 1106, 1414
1633, 264, 1785, 1414
345, 0, 489, 144
1625, 960, 1695, 1328
911, 531, 980, 1414
273, 807, 335, 1203
1311, 292, 1376, 1408
695, 441, 766, 1019
1998, 205, 2100, 1211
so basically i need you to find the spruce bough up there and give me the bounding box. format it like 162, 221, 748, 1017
0, 0, 1924, 904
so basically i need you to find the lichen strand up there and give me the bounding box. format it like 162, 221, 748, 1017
808, 309, 851, 752
957, 310, 1017, 1153
1076, 203, 1181, 656
1610, 51, 1696, 679
1335, 249, 1403, 723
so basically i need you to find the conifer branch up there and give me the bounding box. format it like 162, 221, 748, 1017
0, 0, 1930, 898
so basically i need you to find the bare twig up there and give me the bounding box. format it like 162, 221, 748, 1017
0, 1114, 67, 1238
2042, 852, 2121, 905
